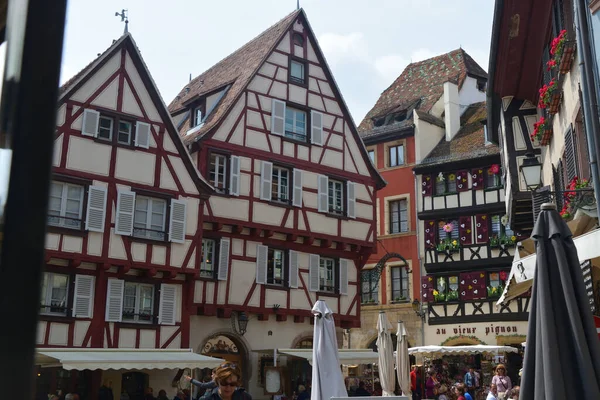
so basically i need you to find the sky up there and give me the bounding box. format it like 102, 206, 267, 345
59, 0, 495, 125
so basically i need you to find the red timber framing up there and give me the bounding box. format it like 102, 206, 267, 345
176, 13, 383, 329
41, 34, 212, 350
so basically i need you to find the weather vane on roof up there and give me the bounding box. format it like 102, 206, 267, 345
115, 9, 129, 34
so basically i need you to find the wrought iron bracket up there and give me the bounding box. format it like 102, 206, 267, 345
362, 251, 410, 300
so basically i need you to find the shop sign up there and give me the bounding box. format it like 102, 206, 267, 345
435, 324, 521, 336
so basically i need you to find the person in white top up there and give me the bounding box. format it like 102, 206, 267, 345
486, 383, 498, 400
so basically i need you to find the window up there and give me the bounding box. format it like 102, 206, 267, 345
201, 239, 216, 278
389, 199, 408, 234
361, 270, 378, 304
368, 150, 375, 164
290, 60, 305, 85
319, 257, 336, 293
292, 32, 304, 46
285, 107, 307, 141
388, 144, 405, 167
48, 181, 85, 230
123, 282, 154, 323
210, 153, 228, 194
391, 267, 409, 301
272, 166, 290, 203
486, 166, 502, 188
98, 116, 113, 140
435, 172, 457, 194
328, 179, 344, 215
193, 106, 203, 127
40, 273, 69, 316
133, 196, 167, 241
490, 215, 514, 238
96, 114, 135, 145
267, 248, 286, 286
438, 219, 459, 240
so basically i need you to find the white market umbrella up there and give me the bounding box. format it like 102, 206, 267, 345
396, 321, 411, 396
376, 311, 396, 396
311, 300, 348, 400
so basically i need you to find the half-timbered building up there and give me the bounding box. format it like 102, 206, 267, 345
488, 0, 600, 318
168, 9, 384, 398
414, 99, 529, 349
39, 33, 213, 397
348, 50, 490, 358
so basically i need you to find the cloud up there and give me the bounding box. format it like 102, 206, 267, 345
373, 55, 409, 83
317, 32, 369, 67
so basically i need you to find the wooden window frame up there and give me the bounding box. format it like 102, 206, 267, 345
39, 271, 71, 317
328, 177, 346, 217
367, 147, 376, 167
47, 174, 92, 236
360, 268, 379, 304
122, 281, 156, 324
200, 237, 219, 280
388, 198, 409, 234
271, 164, 292, 205
434, 172, 458, 196
129, 188, 173, 244
288, 56, 308, 88
192, 101, 206, 128
207, 150, 230, 196
266, 247, 288, 288
489, 214, 514, 239
484, 166, 502, 190
383, 139, 407, 170
388, 144, 405, 167
436, 218, 460, 241
318, 256, 339, 294
94, 109, 138, 148
199, 232, 224, 282
390, 265, 409, 302
284, 102, 311, 143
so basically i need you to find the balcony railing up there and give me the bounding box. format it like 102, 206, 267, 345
427, 296, 530, 325
424, 242, 515, 271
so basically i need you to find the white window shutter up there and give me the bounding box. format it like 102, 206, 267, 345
169, 199, 187, 243
256, 245, 268, 285
229, 156, 241, 196
347, 181, 356, 219
260, 161, 273, 201
85, 186, 107, 232
271, 99, 286, 136
105, 279, 124, 322
311, 110, 323, 146
73, 274, 95, 318
309, 254, 320, 292
339, 259, 349, 295
318, 175, 329, 213
135, 121, 151, 149
289, 250, 299, 289
218, 238, 230, 281
81, 109, 100, 137
292, 169, 303, 207
115, 190, 136, 236
158, 284, 177, 325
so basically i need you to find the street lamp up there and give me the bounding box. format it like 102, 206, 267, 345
411, 299, 426, 320
231, 311, 249, 336
519, 153, 543, 191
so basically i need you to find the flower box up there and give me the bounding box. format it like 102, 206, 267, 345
540, 128, 553, 146
436, 238, 460, 253
530, 116, 553, 146
559, 40, 577, 74
548, 91, 562, 114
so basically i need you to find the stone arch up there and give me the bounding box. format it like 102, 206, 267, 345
290, 332, 314, 349
198, 332, 252, 388
441, 335, 485, 346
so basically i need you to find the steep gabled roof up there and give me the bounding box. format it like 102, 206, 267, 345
358, 48, 487, 133
168, 9, 302, 142
419, 102, 499, 166
58, 33, 213, 196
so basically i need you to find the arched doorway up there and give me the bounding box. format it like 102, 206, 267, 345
288, 338, 312, 396
200, 334, 249, 389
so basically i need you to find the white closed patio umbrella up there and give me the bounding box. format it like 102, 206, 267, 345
396, 321, 411, 396
377, 311, 396, 396
311, 300, 348, 400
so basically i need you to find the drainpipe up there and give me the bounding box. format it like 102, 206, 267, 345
574, 0, 600, 207
413, 170, 425, 346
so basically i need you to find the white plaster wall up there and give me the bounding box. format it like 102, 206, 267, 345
70, 53, 120, 103
414, 114, 445, 163
458, 76, 487, 115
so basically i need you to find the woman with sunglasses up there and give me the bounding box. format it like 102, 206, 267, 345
491, 364, 512, 400
200, 363, 252, 400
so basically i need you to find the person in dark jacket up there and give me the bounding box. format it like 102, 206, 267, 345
353, 382, 371, 397
98, 380, 114, 400
200, 363, 252, 400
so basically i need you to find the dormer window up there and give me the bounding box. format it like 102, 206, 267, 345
293, 32, 304, 47
193, 106, 203, 127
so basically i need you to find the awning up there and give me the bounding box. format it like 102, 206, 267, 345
277, 348, 379, 366
35, 348, 225, 370
407, 345, 519, 357
498, 226, 600, 305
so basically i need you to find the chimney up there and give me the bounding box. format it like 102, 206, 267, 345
443, 81, 460, 141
